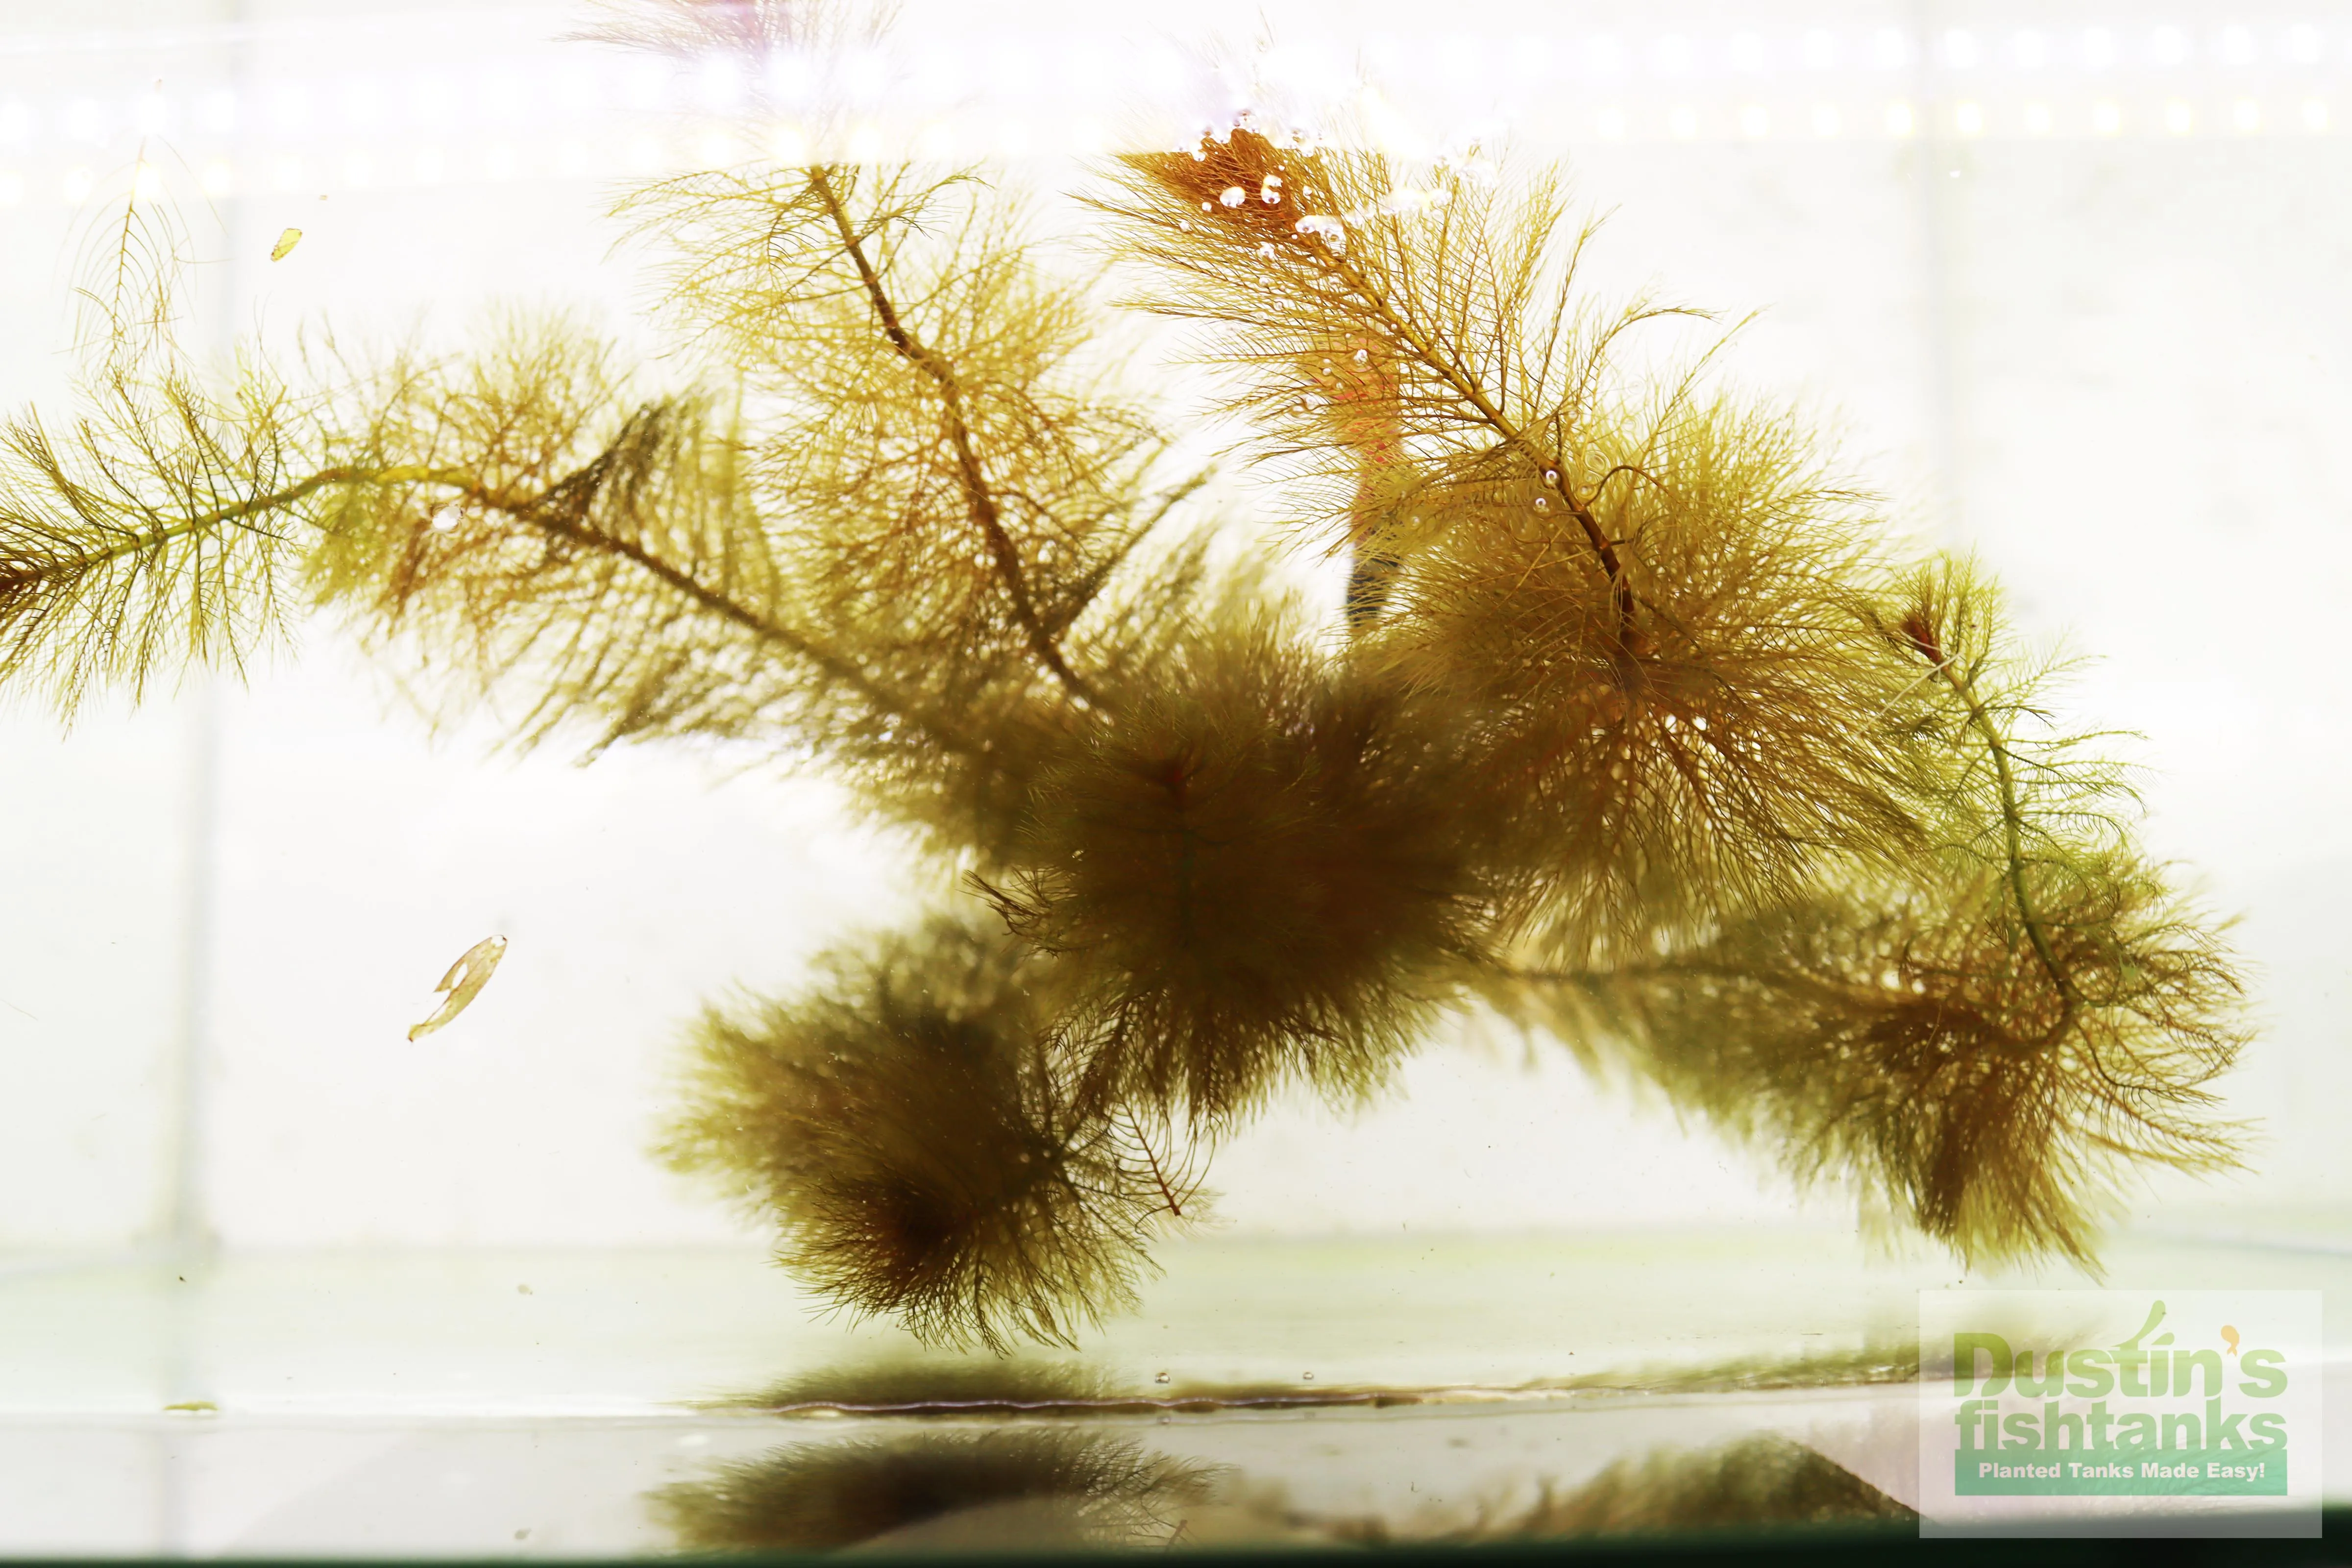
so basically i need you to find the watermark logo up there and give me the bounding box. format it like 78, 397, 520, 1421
1918, 1290, 2320, 1537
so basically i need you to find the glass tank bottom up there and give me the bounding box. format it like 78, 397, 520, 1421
4, 1225, 2348, 1554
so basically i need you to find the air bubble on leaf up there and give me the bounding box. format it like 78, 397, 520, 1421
1352, 348, 1369, 364
1692, 715, 1708, 731
1534, 496, 1549, 511
1176, 220, 1191, 232
430, 505, 461, 532
1200, 200, 1212, 211
1292, 213, 1346, 248
1154, 1371, 1171, 1384
1544, 469, 1558, 485
1219, 185, 1247, 207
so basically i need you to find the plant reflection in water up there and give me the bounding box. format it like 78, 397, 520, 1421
653, 1426, 1911, 1553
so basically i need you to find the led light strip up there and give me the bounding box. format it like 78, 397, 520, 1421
0, 22, 2348, 206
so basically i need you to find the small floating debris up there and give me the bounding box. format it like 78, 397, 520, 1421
269, 227, 302, 261
408, 935, 508, 1041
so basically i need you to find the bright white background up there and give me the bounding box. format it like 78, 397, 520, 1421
4, 0, 2350, 1258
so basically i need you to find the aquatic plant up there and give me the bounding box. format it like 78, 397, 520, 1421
0, 0, 2248, 1348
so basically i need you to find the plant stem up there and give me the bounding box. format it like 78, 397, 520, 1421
1927, 658, 2082, 1043
1317, 250, 1644, 652
807, 168, 1100, 706
1125, 1110, 1184, 1218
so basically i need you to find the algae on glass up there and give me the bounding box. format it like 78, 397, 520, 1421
0, 0, 2248, 1352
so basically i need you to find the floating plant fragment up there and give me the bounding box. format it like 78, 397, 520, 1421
407, 935, 508, 1042
269, 226, 302, 261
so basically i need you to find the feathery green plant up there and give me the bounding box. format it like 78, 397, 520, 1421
0, 0, 2249, 1349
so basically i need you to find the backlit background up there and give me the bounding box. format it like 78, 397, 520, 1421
5, 0, 2350, 1261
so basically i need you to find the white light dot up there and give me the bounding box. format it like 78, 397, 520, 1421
768, 122, 808, 162
2303, 98, 2331, 132
1811, 102, 1842, 137
843, 48, 897, 105
1438, 36, 1483, 85
413, 148, 444, 185
2221, 26, 2258, 66
268, 86, 308, 134
2092, 100, 2123, 135
200, 160, 234, 196
1954, 101, 1984, 137
2082, 28, 2118, 70
2150, 26, 2189, 67
2287, 26, 2324, 66
695, 130, 733, 168
698, 53, 744, 111
2010, 30, 2048, 69
340, 153, 372, 189
132, 162, 162, 201
1885, 100, 1916, 137
2232, 99, 2261, 134
1942, 29, 1979, 69
61, 166, 93, 205
1738, 104, 1769, 138
2163, 99, 2195, 135
1667, 104, 1699, 139
1801, 29, 1837, 70
413, 74, 459, 128
270, 155, 303, 191
341, 82, 386, 133
484, 143, 518, 180
1595, 106, 1627, 140
2022, 103, 2053, 136
1870, 28, 1909, 70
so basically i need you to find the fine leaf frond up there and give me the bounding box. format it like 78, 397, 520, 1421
1483, 865, 2248, 1269
661, 918, 1202, 1352
1, 199, 315, 717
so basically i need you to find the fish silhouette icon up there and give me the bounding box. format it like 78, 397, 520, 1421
2221, 1324, 2241, 1357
